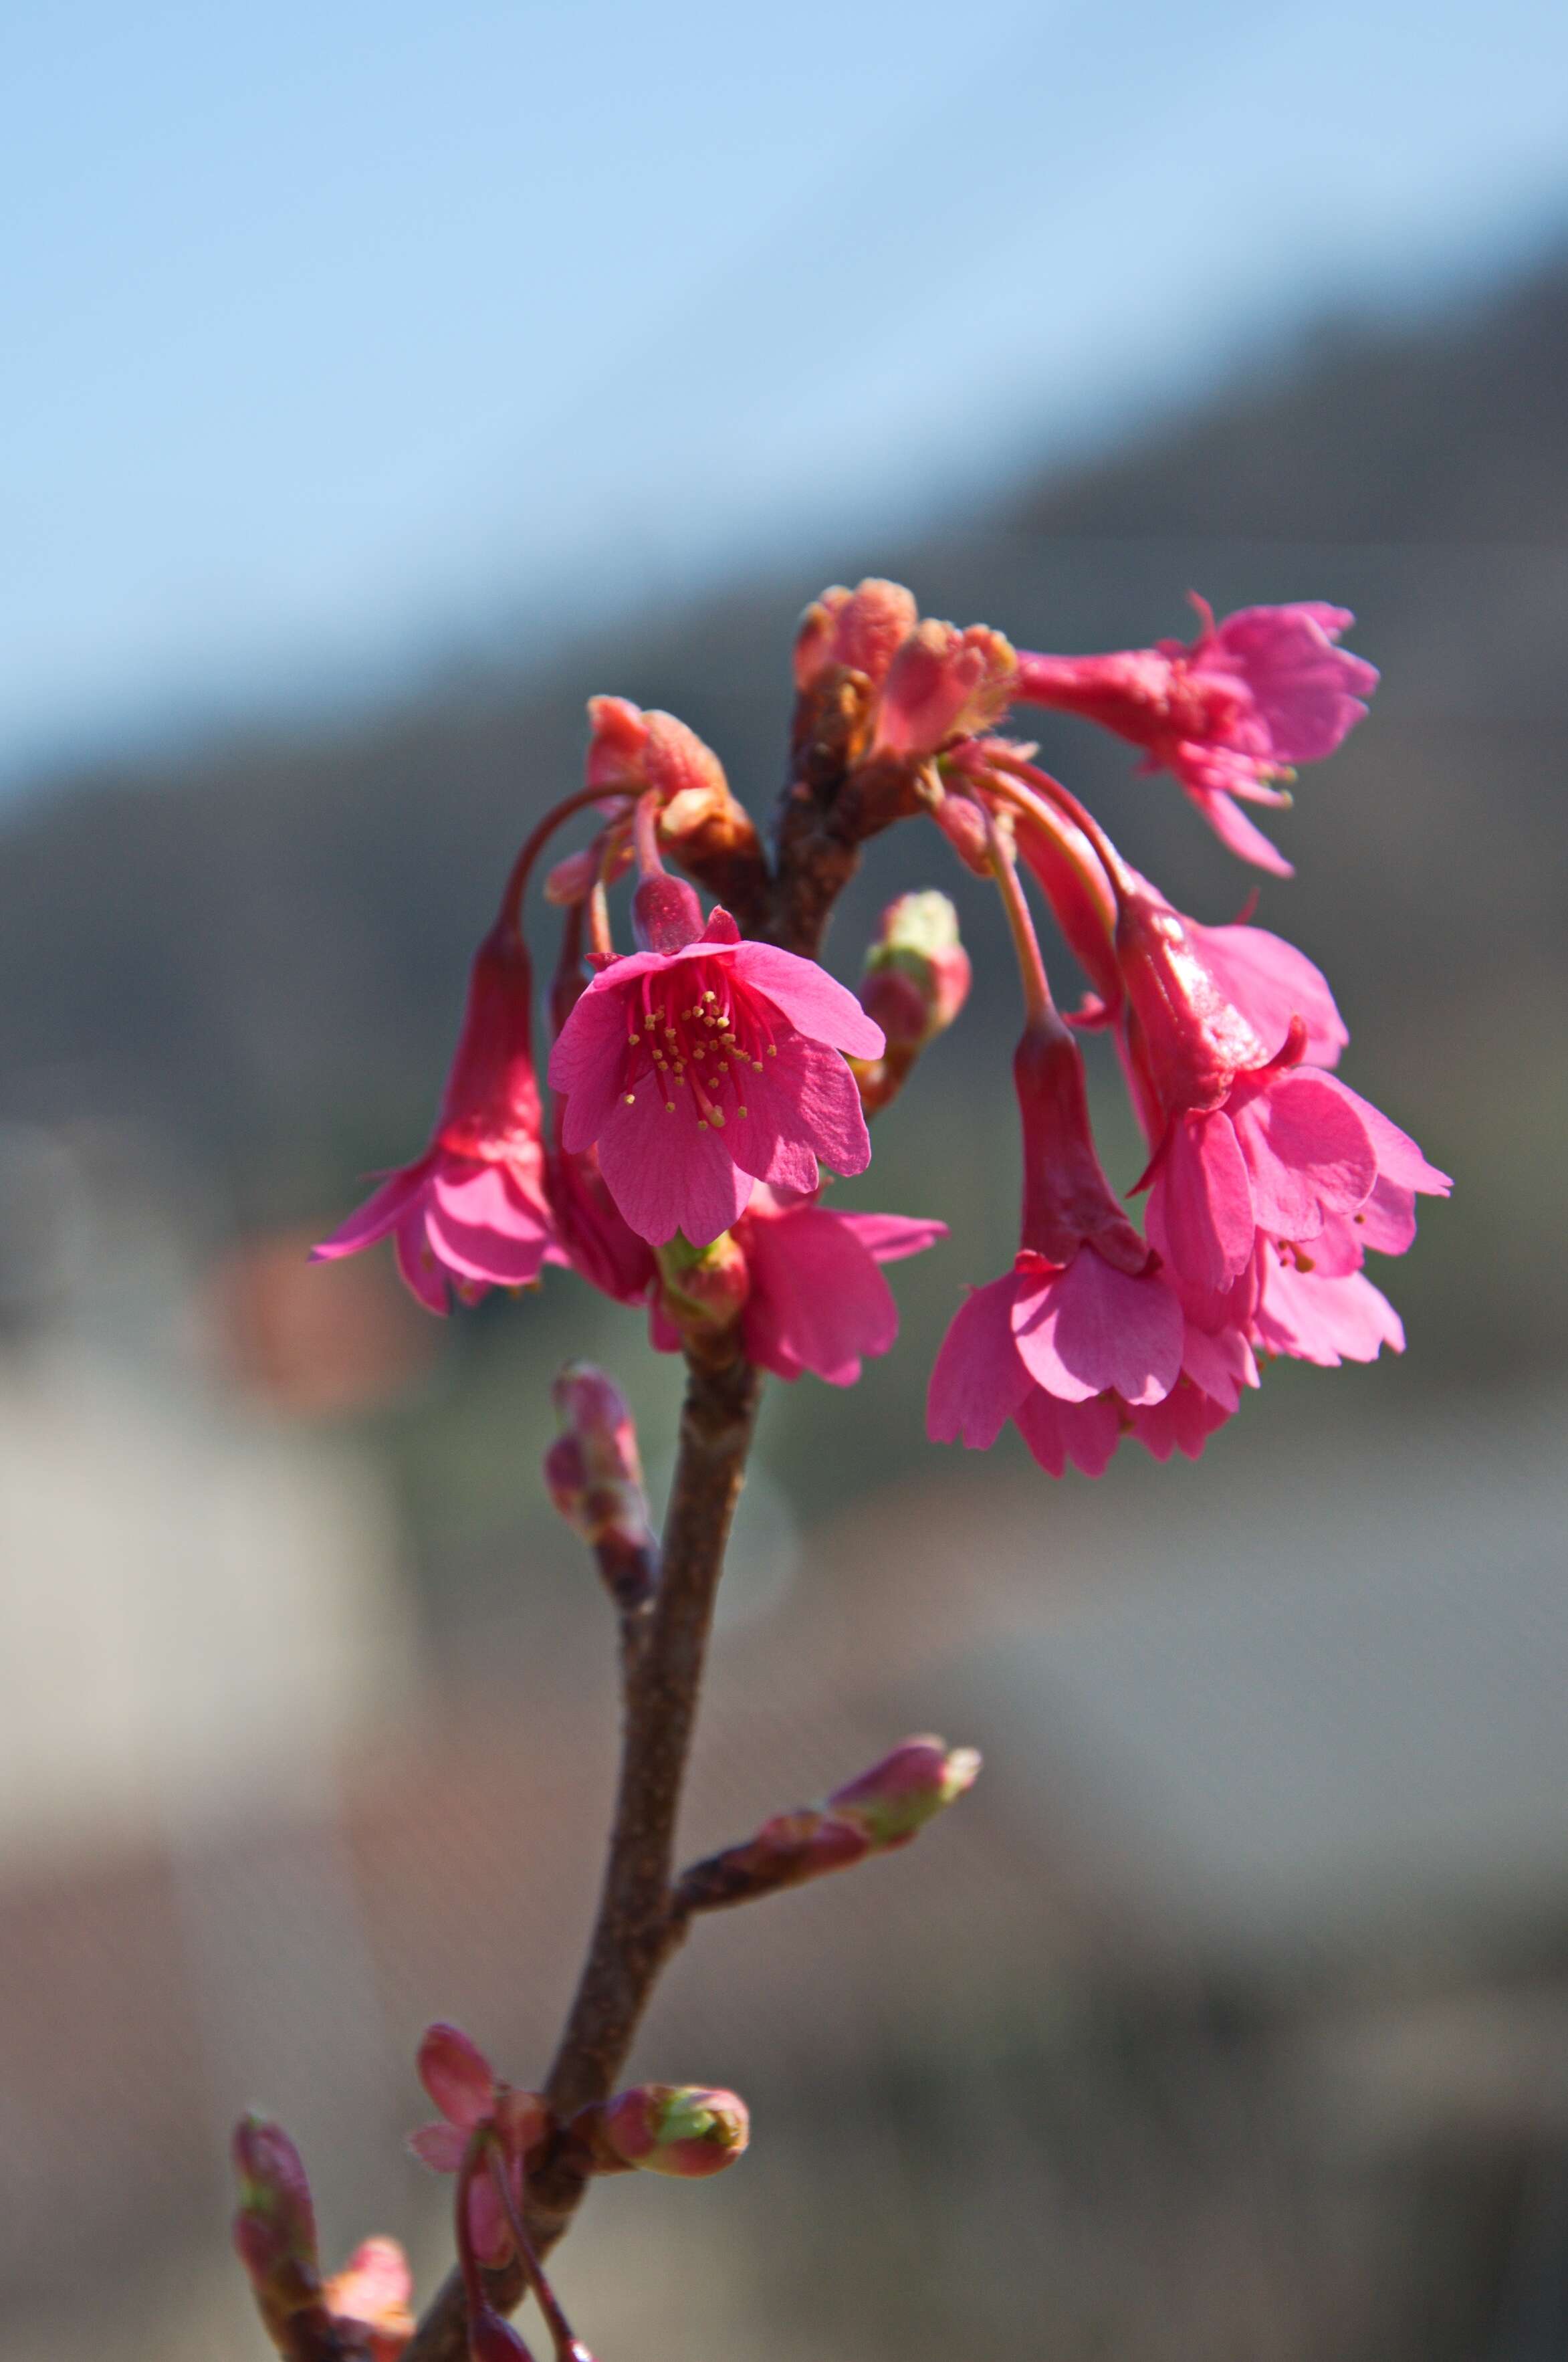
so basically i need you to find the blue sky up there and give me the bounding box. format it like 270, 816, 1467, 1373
5, 0, 1568, 781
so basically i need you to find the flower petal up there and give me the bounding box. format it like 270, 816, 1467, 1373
1012, 1248, 1182, 1408
1015, 1390, 1123, 1478
836, 1211, 949, 1265
312, 1155, 435, 1260
743, 1205, 899, 1385
730, 940, 887, 1059
596, 1084, 751, 1246
1180, 780, 1294, 874
424, 1161, 554, 1287
1231, 1070, 1377, 1240
730, 1031, 871, 1186
927, 1274, 1032, 1448
1148, 1111, 1254, 1295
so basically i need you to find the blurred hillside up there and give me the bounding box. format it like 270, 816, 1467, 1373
1, 256, 1563, 1575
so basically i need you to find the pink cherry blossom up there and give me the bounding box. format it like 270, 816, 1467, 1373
927, 1014, 1242, 1476
1015, 597, 1377, 873
735, 1185, 946, 1385
314, 926, 556, 1313
547, 906, 884, 1247
407, 2024, 550, 2268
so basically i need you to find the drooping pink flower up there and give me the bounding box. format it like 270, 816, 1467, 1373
547, 905, 885, 1247
407, 2023, 550, 2268
545, 1140, 658, 1305
927, 1016, 1240, 1476
1015, 597, 1377, 873
734, 1185, 946, 1385
314, 926, 556, 1313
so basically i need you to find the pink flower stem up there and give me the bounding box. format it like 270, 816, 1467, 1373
631, 786, 665, 881
984, 804, 1060, 1035
980, 747, 1139, 906
498, 786, 639, 936
484, 2145, 584, 2359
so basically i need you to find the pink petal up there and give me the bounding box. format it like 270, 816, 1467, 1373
1190, 922, 1348, 1068
836, 1211, 949, 1265
424, 1161, 554, 1287
1128, 1384, 1232, 1464
1178, 1317, 1257, 1413
1231, 1070, 1377, 1239
701, 907, 742, 943
1313, 1076, 1452, 1196
1012, 1248, 1182, 1408
1181, 780, 1294, 874
927, 1274, 1033, 1448
550, 983, 641, 1152
312, 1156, 435, 1260
742, 1205, 899, 1386
1148, 1112, 1255, 1295
394, 1206, 451, 1314
418, 2022, 496, 2129
596, 1084, 752, 1246
729, 1031, 871, 1188
1015, 1390, 1123, 1478
407, 2121, 466, 2173
730, 940, 887, 1059
1254, 1260, 1406, 1366
1212, 603, 1377, 763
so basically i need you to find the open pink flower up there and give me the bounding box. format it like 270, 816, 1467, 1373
547, 906, 884, 1247
736, 1185, 946, 1384
314, 926, 556, 1313
407, 2024, 550, 2268
928, 1016, 1242, 1476
1144, 1028, 1450, 1308
1015, 597, 1377, 873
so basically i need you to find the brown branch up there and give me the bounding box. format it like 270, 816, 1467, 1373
404, 1344, 761, 2361
406, 730, 871, 2359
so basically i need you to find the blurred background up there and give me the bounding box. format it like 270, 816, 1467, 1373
3, 2, 1567, 2355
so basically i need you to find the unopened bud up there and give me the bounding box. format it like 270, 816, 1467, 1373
631, 869, 705, 955
872, 620, 1016, 760
930, 786, 992, 875
546, 1364, 656, 1612
587, 697, 763, 912
827, 1735, 982, 1848
673, 1737, 978, 1916
794, 579, 918, 693
588, 2084, 751, 2179
655, 1230, 750, 1338
861, 893, 971, 1050
231, 2125, 316, 2286
544, 838, 632, 907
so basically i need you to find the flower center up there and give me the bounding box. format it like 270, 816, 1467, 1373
619, 959, 773, 1130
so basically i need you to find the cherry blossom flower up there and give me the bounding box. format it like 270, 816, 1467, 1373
547, 905, 884, 1247
314, 926, 555, 1313
738, 1184, 946, 1385
407, 2024, 550, 2268
1015, 597, 1377, 873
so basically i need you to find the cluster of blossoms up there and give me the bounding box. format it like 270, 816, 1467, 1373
266, 572, 1448, 2360
316, 576, 1446, 1479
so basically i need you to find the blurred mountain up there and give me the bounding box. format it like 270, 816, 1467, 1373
1, 255, 1564, 1394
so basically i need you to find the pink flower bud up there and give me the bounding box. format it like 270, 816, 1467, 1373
872, 621, 1016, 760
860, 893, 971, 1051
231, 2115, 318, 2280
826, 1735, 982, 1848
543, 839, 632, 907
597, 2084, 751, 2179
655, 1228, 751, 1336
547, 1365, 656, 1609
631, 871, 705, 955
929, 784, 992, 874
468, 2306, 538, 2362
794, 578, 918, 691
585, 699, 761, 905
417, 2022, 497, 2131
